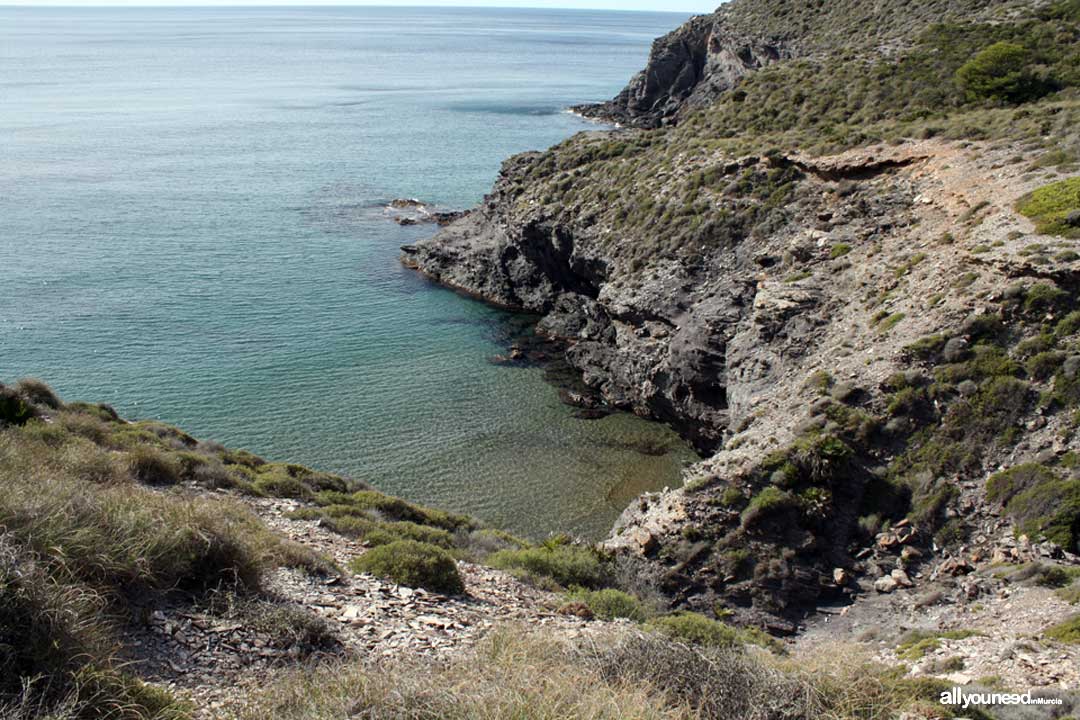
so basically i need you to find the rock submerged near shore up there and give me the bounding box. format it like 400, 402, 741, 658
386, 198, 467, 227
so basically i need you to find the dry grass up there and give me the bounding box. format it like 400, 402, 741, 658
0, 380, 331, 717
230, 627, 689, 720
230, 627, 972, 720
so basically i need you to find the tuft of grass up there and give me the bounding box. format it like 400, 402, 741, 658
896, 629, 980, 660
127, 445, 183, 486
830, 243, 852, 259
1033, 565, 1080, 589
875, 312, 906, 334
349, 540, 464, 595
234, 626, 726, 720
1017, 177, 1080, 238
988, 465, 1080, 552
13, 378, 63, 409
1058, 581, 1080, 604
0, 537, 191, 719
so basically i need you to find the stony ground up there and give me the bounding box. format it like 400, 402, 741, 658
119, 490, 605, 717
604, 136, 1080, 690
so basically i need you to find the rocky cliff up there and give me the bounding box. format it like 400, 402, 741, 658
406, 0, 1080, 631
574, 0, 1045, 128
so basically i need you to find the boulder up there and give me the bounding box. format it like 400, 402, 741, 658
874, 575, 899, 593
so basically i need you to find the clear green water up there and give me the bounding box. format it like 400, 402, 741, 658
0, 6, 697, 541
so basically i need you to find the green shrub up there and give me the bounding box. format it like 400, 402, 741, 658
564, 588, 648, 621
1044, 614, 1080, 643
0, 541, 189, 718
487, 541, 606, 589
328, 490, 473, 531
1017, 178, 1080, 238
647, 611, 779, 651
986, 463, 1056, 504
741, 487, 798, 528
830, 243, 852, 259
805, 370, 833, 393
876, 312, 906, 333
1027, 351, 1066, 380
1034, 565, 1080, 588
292, 506, 456, 548
64, 401, 120, 423
904, 335, 948, 361
955, 42, 1045, 103
349, 540, 464, 594
1057, 311, 1080, 337
1058, 582, 1080, 604
1006, 477, 1080, 552
1023, 282, 1068, 314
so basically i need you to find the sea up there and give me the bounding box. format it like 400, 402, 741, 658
0, 5, 697, 541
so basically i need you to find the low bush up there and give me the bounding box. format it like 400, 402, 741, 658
1058, 582, 1080, 604
1017, 177, 1080, 238
291, 505, 456, 548
986, 463, 1056, 504
336, 490, 474, 532
253, 468, 315, 500
740, 486, 799, 528
0, 539, 190, 719
1033, 565, 1080, 588
1044, 614, 1080, 643
564, 587, 648, 622
349, 540, 464, 594
236, 626, 690, 720
646, 612, 743, 648
0, 421, 328, 593
487, 540, 607, 589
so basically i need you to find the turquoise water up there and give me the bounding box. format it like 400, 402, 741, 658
0, 7, 696, 541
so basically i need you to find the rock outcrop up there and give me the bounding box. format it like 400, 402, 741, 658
573, 15, 787, 129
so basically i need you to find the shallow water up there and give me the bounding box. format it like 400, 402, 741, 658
0, 6, 697, 541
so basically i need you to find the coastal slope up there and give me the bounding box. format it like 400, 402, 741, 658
404, 0, 1080, 636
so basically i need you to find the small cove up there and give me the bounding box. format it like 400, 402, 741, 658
0, 6, 697, 541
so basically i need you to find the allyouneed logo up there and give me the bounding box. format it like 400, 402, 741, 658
940, 687, 1064, 709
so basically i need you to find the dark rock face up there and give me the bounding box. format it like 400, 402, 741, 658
401, 152, 835, 456
573, 14, 787, 129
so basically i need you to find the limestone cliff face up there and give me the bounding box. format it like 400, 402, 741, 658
572, 15, 787, 129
